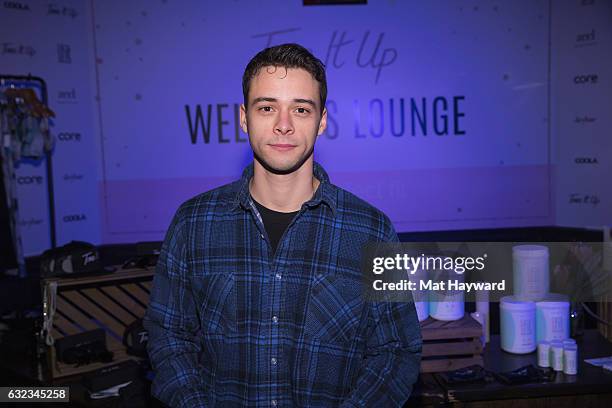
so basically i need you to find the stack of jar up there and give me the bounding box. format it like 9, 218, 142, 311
537, 338, 578, 374
499, 245, 575, 371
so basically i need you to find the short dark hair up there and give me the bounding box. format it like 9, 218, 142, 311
242, 43, 327, 113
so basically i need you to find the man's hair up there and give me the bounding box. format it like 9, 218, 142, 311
242, 43, 327, 113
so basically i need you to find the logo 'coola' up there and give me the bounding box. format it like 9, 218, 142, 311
17, 176, 43, 184
63, 214, 86, 222
575, 157, 598, 164
58, 132, 81, 141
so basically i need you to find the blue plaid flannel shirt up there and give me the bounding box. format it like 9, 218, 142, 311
144, 162, 422, 407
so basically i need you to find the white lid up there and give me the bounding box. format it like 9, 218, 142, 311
550, 340, 564, 348
512, 245, 549, 257
564, 344, 578, 351
500, 296, 536, 310
536, 293, 570, 308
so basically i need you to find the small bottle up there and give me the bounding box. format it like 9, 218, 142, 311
550, 340, 564, 371
537, 341, 550, 368
563, 344, 578, 375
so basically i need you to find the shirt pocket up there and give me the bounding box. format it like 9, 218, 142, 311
195, 272, 237, 334
303, 274, 365, 345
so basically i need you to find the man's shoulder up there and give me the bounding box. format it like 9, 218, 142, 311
174, 179, 242, 219
328, 183, 396, 239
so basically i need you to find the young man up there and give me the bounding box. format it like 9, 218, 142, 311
145, 43, 422, 407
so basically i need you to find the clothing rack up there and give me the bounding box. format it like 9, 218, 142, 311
0, 74, 56, 277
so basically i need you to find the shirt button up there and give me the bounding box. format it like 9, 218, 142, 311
271, 400, 277, 407
272, 315, 278, 323
275, 273, 282, 280
271, 357, 277, 366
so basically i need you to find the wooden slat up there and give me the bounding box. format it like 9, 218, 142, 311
420, 355, 483, 373
422, 338, 482, 357
54, 268, 154, 288
141, 281, 152, 291
121, 283, 150, 306
421, 316, 482, 341
61, 291, 126, 339
52, 313, 79, 336
56, 296, 99, 332
81, 288, 135, 325
99, 286, 146, 317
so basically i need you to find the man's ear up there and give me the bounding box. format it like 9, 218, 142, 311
240, 104, 248, 134
317, 107, 328, 136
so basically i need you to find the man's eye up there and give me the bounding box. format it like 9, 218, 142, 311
296, 107, 309, 114
259, 106, 272, 112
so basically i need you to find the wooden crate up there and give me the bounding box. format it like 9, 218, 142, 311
420, 315, 484, 373
41, 268, 154, 379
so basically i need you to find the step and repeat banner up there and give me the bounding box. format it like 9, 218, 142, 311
0, 0, 100, 256
4, 1, 608, 254
93, 0, 553, 244
553, 0, 612, 229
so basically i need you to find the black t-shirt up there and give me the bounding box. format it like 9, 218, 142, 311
252, 197, 299, 255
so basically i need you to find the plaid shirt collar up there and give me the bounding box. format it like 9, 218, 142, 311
230, 161, 337, 217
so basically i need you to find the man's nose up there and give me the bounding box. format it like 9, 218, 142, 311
274, 109, 294, 135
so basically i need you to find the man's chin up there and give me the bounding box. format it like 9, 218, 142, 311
254, 155, 310, 175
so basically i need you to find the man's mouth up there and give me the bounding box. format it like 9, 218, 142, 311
269, 144, 296, 151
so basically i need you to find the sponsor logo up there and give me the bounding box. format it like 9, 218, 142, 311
574, 157, 598, 164
47, 3, 78, 18
573, 74, 598, 84
57, 132, 81, 142
63, 173, 83, 182
2, 42, 35, 56
3, 1, 30, 11
574, 116, 596, 124
57, 88, 77, 103
575, 29, 596, 47
19, 218, 44, 227
57, 43, 72, 63
81, 251, 97, 265
17, 175, 43, 185
569, 193, 600, 206
63, 214, 86, 222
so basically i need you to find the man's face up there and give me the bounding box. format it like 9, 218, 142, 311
240, 66, 327, 174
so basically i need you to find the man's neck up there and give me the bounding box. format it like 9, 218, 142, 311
249, 160, 320, 213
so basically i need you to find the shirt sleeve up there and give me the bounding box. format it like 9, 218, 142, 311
340, 219, 423, 407
144, 206, 209, 407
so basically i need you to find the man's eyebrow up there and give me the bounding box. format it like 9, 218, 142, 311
293, 98, 316, 107
251, 97, 317, 108
252, 97, 277, 104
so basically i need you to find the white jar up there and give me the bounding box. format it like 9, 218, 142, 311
563, 344, 578, 375
551, 340, 564, 371
537, 341, 550, 367
536, 293, 570, 342
429, 269, 464, 321
513, 245, 549, 301
500, 296, 536, 354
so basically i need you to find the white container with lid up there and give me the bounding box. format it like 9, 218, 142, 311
537, 341, 550, 367
564, 343, 578, 375
429, 269, 464, 321
513, 245, 549, 301
551, 340, 564, 371
500, 296, 536, 354
536, 293, 570, 342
